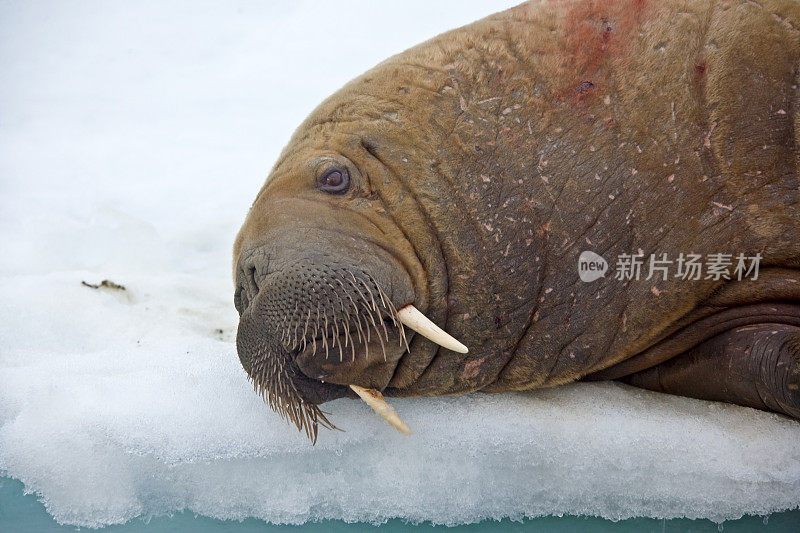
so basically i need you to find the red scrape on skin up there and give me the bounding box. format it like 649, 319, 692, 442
461, 357, 486, 380
556, 0, 649, 103
694, 61, 707, 82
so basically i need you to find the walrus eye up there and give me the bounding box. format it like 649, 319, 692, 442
317, 166, 350, 194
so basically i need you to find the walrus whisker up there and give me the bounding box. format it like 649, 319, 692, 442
346, 272, 379, 337
372, 278, 408, 351
290, 301, 300, 348
363, 323, 371, 360
248, 346, 338, 443
346, 271, 371, 307
377, 308, 390, 343
357, 277, 381, 313
373, 310, 388, 362
340, 314, 349, 348
332, 312, 340, 346
322, 311, 330, 359
354, 312, 367, 346
359, 279, 392, 348
333, 277, 351, 304
350, 312, 366, 348
359, 276, 402, 350
311, 304, 319, 355
361, 300, 387, 361
282, 270, 407, 361
349, 384, 411, 435
350, 312, 362, 346
337, 317, 345, 361
396, 305, 468, 354
301, 307, 312, 343
337, 278, 362, 325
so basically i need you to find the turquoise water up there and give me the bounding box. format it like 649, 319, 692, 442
1, 478, 798, 532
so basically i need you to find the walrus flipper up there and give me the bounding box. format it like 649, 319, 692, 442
623, 325, 800, 419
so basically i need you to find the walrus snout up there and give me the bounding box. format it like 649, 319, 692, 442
234, 235, 416, 390
234, 230, 474, 436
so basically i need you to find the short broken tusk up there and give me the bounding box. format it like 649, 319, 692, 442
350, 384, 411, 435
396, 305, 469, 354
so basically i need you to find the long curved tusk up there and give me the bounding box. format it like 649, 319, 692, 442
350, 384, 411, 435
396, 305, 469, 354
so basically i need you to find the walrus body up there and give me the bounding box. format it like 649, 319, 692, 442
234, 0, 800, 437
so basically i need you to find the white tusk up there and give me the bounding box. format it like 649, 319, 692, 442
396, 305, 469, 354
350, 384, 411, 435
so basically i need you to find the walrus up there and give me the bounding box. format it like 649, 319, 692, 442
233, 0, 800, 440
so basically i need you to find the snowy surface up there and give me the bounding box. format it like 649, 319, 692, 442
1, 0, 799, 528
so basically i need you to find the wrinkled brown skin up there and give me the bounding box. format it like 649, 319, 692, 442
234, 0, 800, 426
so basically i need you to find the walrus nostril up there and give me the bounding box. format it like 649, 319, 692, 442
247, 266, 258, 292
233, 260, 263, 314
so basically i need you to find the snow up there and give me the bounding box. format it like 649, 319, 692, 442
1, 0, 799, 528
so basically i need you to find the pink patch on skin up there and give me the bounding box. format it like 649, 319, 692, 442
559, 0, 649, 103
461, 357, 486, 380
651, 286, 662, 296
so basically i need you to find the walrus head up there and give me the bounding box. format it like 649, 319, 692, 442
233, 68, 471, 439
